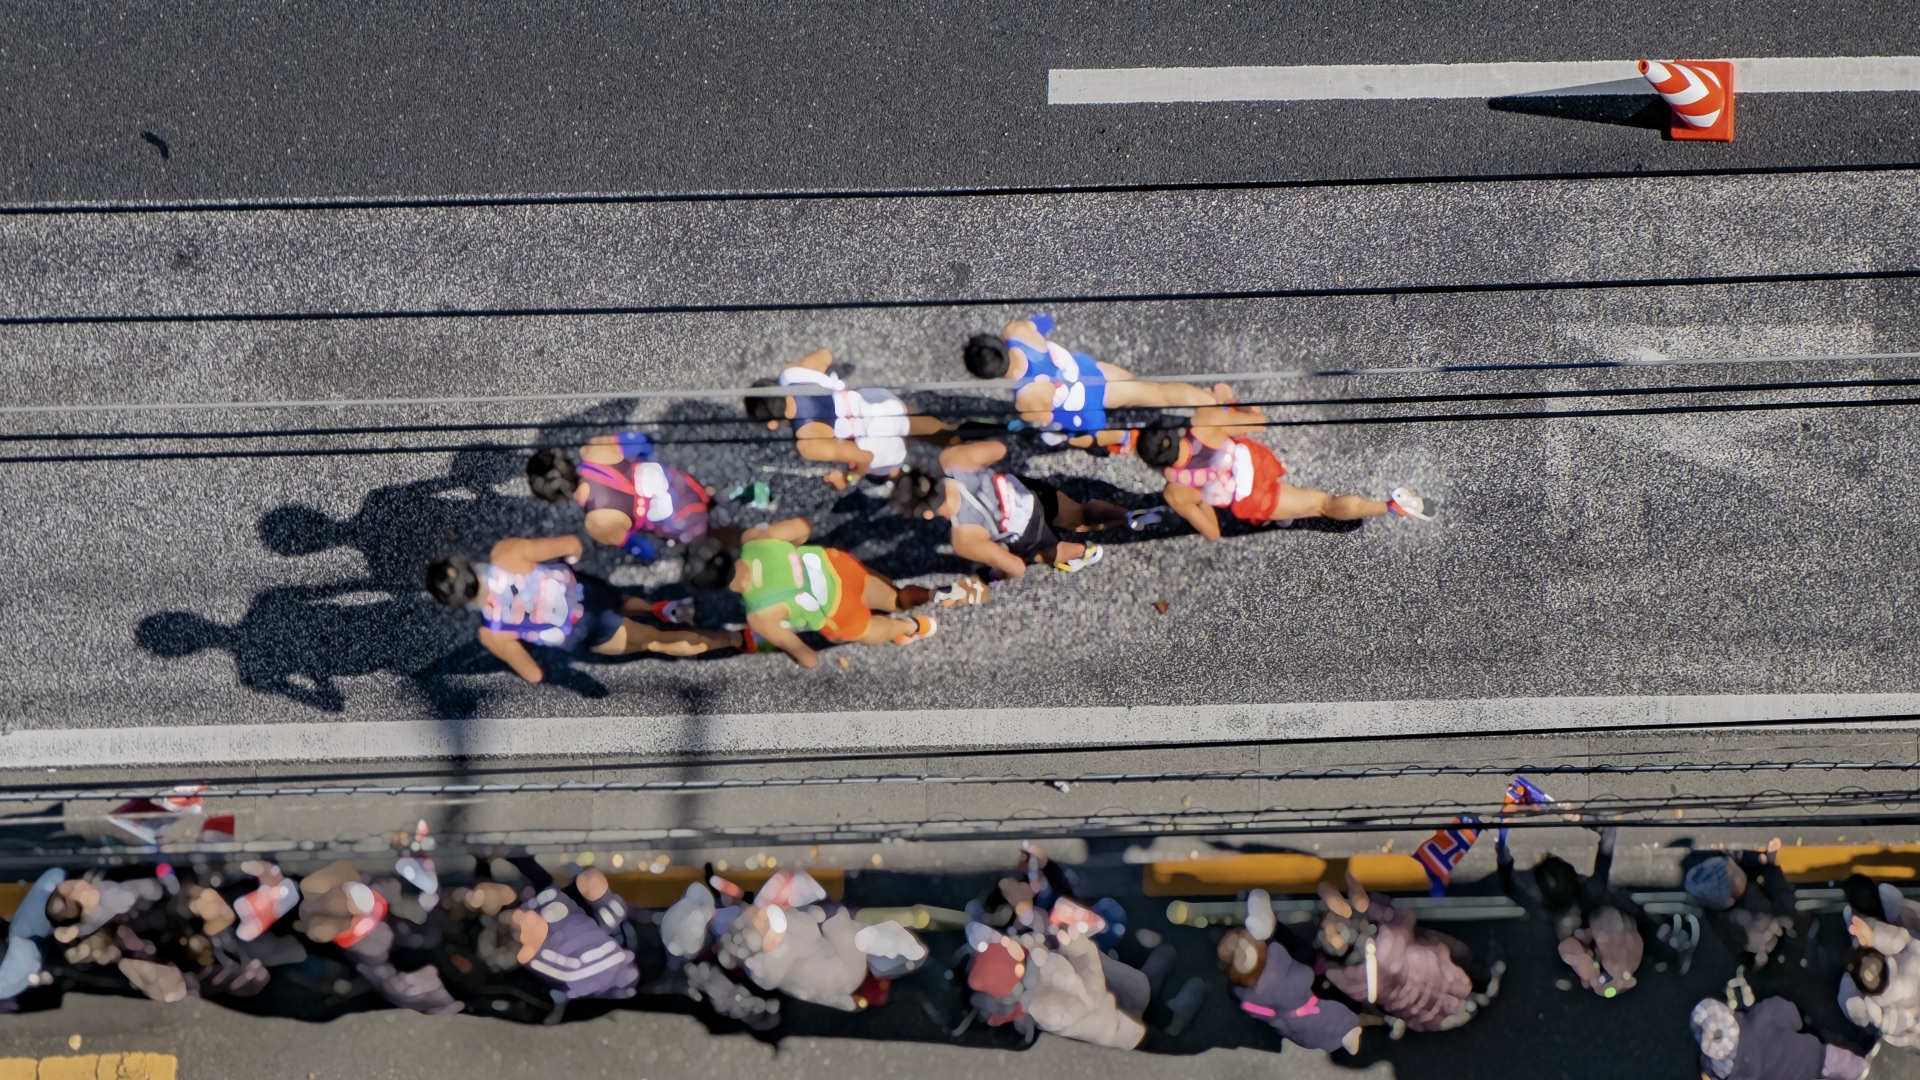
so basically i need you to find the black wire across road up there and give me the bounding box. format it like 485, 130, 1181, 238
6, 375, 1919, 446
4, 387, 1915, 464
6, 267, 1919, 329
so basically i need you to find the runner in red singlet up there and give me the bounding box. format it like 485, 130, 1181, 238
1137, 403, 1430, 540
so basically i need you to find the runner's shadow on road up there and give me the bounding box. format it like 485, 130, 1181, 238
1487, 94, 1670, 130
132, 405, 678, 721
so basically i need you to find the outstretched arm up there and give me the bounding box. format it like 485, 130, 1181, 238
490, 535, 584, 571
744, 517, 812, 544
1190, 404, 1269, 440
1163, 483, 1221, 540
794, 425, 875, 483
951, 523, 1027, 579
747, 608, 818, 668
478, 628, 546, 684
939, 439, 1009, 471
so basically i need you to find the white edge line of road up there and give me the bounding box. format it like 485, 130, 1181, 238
12, 693, 1920, 769
1049, 56, 1920, 105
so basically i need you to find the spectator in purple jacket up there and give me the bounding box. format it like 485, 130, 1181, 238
505, 861, 640, 1023
1691, 996, 1869, 1080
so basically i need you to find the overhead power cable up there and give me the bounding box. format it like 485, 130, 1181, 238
4, 374, 1918, 445
3, 388, 1915, 465
2, 350, 1916, 418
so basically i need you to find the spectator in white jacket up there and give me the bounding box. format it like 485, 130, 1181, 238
1841, 913, 1920, 1048
1023, 929, 1147, 1050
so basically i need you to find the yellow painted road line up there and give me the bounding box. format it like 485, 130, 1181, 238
605, 866, 844, 908
0, 1054, 177, 1080
1145, 853, 1429, 896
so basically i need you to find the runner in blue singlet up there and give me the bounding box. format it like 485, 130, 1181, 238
962, 314, 1229, 452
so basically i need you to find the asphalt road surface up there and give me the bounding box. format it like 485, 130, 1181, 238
3, 167, 1920, 751
3, 1, 1919, 202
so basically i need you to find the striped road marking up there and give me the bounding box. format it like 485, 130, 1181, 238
8, 692, 1920, 767
1049, 56, 1920, 105
0, 1055, 177, 1080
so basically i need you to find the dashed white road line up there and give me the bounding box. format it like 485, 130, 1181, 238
1049, 56, 1920, 105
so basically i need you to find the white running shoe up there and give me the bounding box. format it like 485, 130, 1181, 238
1057, 544, 1104, 572
1388, 487, 1433, 520
890, 615, 938, 645
934, 578, 991, 607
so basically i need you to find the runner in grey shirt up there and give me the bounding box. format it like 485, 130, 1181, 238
892, 439, 1126, 585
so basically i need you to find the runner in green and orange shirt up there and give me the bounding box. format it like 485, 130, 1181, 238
728, 517, 937, 668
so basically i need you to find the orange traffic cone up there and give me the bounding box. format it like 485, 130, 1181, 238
1639, 59, 1734, 142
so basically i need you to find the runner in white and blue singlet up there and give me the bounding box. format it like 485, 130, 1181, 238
425, 535, 749, 684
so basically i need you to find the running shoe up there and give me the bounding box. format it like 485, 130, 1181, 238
1101, 429, 1138, 457
651, 598, 696, 625
1126, 507, 1170, 531
890, 615, 938, 645
1388, 487, 1434, 520
1056, 544, 1104, 572
934, 578, 991, 608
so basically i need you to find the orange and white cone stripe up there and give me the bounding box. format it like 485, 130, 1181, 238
1640, 59, 1726, 129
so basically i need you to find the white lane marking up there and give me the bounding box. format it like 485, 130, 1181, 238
1049, 56, 1920, 105
10, 692, 1920, 767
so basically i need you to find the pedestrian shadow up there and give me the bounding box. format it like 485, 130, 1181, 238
131, 403, 674, 722
1487, 94, 1670, 130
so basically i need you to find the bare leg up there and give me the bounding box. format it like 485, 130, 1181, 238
1034, 541, 1087, 567
1271, 481, 1390, 522
1049, 490, 1126, 532
906, 413, 955, 436
862, 572, 932, 612
853, 615, 920, 645
1103, 380, 1219, 410
593, 619, 741, 657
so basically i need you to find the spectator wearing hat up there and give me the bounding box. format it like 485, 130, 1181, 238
966, 923, 1032, 1037
1691, 996, 1870, 1080
1841, 913, 1920, 1049
1684, 844, 1800, 969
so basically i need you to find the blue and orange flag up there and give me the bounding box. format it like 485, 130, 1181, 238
1499, 775, 1555, 844
1413, 815, 1482, 896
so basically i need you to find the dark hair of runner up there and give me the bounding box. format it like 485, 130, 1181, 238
743, 378, 783, 423
888, 468, 947, 519
1135, 422, 1185, 469
682, 536, 736, 591
1843, 873, 1885, 921
964, 334, 1010, 379
526, 448, 580, 505
1849, 945, 1889, 995
426, 553, 480, 607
